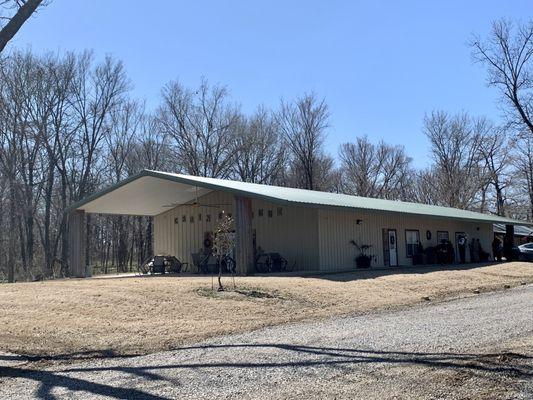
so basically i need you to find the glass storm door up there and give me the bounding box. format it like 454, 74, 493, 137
388, 230, 398, 266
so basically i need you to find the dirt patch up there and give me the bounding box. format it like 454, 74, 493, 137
0, 262, 532, 358
196, 287, 288, 300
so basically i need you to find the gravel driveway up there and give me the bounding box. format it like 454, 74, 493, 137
1, 286, 532, 399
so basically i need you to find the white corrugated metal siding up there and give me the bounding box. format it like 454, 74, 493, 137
154, 190, 319, 271
317, 209, 493, 272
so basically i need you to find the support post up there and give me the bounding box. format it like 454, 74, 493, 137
68, 210, 87, 277
504, 224, 515, 261
234, 196, 254, 275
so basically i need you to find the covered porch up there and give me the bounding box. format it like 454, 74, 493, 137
68, 171, 256, 277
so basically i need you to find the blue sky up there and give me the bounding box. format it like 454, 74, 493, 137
10, 0, 532, 167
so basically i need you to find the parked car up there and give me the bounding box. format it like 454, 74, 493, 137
513, 243, 533, 261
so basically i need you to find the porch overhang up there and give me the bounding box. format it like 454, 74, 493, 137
68, 171, 215, 216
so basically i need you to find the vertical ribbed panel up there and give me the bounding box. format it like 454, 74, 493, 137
318, 209, 493, 272
153, 190, 319, 271
154, 192, 493, 273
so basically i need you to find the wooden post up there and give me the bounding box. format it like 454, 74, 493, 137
68, 210, 87, 277
504, 224, 515, 261
234, 196, 254, 275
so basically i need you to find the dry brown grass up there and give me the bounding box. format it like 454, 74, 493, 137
0, 262, 531, 358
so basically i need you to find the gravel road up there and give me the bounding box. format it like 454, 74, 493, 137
1, 286, 532, 399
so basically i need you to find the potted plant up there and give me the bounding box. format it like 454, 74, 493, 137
350, 240, 373, 268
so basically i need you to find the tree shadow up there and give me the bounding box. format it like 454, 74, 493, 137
1, 343, 530, 399
0, 349, 138, 364
309, 262, 501, 282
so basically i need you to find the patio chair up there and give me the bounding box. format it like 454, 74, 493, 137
202, 255, 218, 274
166, 256, 189, 273
137, 255, 152, 275
269, 253, 288, 272
151, 255, 166, 274
255, 253, 271, 273
191, 252, 203, 273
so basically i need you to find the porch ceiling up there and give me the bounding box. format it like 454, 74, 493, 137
75, 175, 212, 216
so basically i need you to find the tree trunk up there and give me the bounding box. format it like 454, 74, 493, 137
0, 0, 43, 53
7, 185, 16, 283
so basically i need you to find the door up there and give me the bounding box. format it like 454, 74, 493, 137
388, 229, 398, 266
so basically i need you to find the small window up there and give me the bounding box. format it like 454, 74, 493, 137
190, 216, 194, 223
206, 214, 211, 222
268, 210, 273, 218
182, 215, 186, 222
198, 214, 202, 222
258, 209, 264, 217
277, 207, 283, 216
405, 230, 420, 258
437, 231, 449, 244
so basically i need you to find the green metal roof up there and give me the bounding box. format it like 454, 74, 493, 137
70, 169, 531, 226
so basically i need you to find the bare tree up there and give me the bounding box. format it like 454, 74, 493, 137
231, 107, 286, 184
410, 168, 442, 205
472, 19, 533, 135
514, 131, 533, 219
339, 136, 413, 200
128, 115, 173, 173
0, 0, 45, 53
423, 111, 485, 209
472, 19, 533, 219
477, 122, 511, 216
276, 93, 330, 190
158, 78, 239, 178
212, 212, 235, 291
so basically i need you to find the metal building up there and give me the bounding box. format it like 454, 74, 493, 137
68, 170, 527, 276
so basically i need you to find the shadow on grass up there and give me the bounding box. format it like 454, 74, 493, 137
311, 262, 504, 282
1, 343, 531, 399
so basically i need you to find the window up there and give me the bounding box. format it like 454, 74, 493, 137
437, 231, 449, 244
277, 207, 283, 216
258, 209, 264, 217
405, 230, 420, 258
268, 210, 273, 218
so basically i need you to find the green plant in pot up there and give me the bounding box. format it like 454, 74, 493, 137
350, 240, 373, 268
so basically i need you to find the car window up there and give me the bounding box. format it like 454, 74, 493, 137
522, 243, 533, 249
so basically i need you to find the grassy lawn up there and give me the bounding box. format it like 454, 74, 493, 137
0, 262, 531, 358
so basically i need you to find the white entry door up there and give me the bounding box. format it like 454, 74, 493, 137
388, 230, 398, 266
